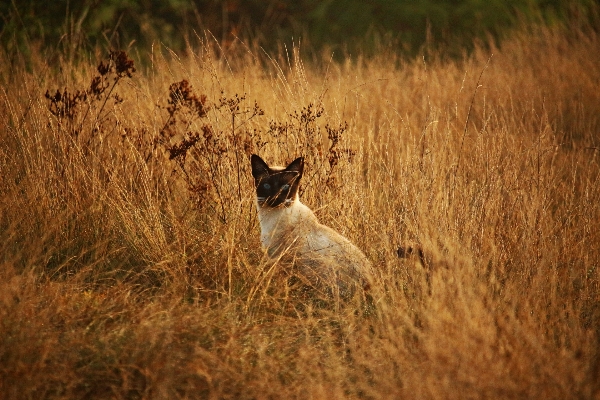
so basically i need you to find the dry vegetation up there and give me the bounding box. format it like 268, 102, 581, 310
1, 20, 600, 399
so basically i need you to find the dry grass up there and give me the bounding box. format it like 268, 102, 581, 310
1, 22, 600, 399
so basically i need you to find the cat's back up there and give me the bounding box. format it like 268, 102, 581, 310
303, 221, 372, 272
261, 201, 371, 270
304, 221, 362, 254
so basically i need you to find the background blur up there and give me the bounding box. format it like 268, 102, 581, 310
1, 0, 598, 59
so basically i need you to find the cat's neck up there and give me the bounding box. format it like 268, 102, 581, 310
255, 194, 318, 248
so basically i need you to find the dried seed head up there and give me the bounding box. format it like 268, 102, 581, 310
110, 50, 136, 78
167, 80, 208, 118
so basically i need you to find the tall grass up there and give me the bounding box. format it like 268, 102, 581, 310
1, 21, 599, 399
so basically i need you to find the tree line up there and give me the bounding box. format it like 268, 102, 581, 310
1, 0, 597, 59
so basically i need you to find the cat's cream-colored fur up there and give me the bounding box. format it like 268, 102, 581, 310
254, 165, 373, 295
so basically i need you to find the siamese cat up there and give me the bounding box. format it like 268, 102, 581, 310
250, 154, 373, 297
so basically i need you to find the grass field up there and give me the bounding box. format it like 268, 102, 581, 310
1, 19, 600, 399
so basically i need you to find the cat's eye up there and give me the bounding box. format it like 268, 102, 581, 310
281, 184, 290, 191
262, 183, 271, 190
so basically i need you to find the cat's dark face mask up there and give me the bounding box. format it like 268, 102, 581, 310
251, 155, 303, 208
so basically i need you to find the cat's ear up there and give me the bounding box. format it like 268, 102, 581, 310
286, 157, 304, 177
251, 154, 270, 180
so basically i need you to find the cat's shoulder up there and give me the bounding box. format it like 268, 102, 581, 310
290, 200, 317, 220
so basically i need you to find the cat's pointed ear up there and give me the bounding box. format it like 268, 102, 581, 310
251, 154, 270, 180
286, 157, 304, 177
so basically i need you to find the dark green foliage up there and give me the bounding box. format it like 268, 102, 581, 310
1, 0, 597, 60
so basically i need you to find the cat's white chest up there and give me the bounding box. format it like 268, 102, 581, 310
257, 207, 287, 248
256, 200, 313, 249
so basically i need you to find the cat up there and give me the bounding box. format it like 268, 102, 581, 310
250, 154, 373, 298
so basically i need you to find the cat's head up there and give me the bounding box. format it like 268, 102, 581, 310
251, 154, 303, 208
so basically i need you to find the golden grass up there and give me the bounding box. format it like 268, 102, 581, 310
1, 23, 600, 399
